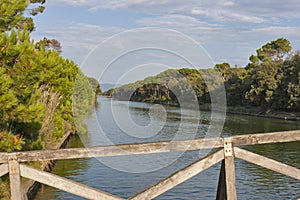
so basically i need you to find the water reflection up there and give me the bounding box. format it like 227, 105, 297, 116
34, 98, 300, 200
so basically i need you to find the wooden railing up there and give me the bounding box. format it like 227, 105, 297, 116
0, 130, 300, 200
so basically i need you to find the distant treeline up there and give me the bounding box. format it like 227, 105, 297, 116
104, 38, 300, 112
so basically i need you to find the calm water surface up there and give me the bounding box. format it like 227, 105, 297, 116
34, 97, 300, 200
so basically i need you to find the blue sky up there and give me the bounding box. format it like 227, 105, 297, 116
31, 0, 300, 83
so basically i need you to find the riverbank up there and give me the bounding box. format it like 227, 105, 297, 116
24, 131, 75, 200
226, 106, 300, 121
197, 103, 300, 121
103, 95, 300, 121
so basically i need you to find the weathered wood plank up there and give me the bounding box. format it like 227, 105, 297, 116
224, 139, 237, 200
232, 130, 300, 146
9, 155, 24, 200
234, 147, 300, 180
216, 160, 226, 200
0, 153, 8, 164
1, 130, 299, 163
16, 138, 224, 162
129, 149, 224, 200
20, 164, 124, 200
224, 156, 237, 200
0, 164, 8, 177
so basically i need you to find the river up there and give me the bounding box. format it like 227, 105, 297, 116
34, 97, 300, 200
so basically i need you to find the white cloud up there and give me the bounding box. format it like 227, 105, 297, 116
32, 22, 300, 67
92, 0, 174, 10
48, 0, 98, 7
136, 15, 221, 32
49, 0, 175, 10
190, 6, 266, 24
219, 0, 235, 6
250, 26, 300, 40
32, 22, 124, 64
42, 0, 300, 67
49, 0, 300, 23
251, 26, 300, 36
234, 0, 300, 18
226, 13, 266, 23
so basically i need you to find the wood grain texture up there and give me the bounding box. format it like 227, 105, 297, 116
0, 163, 8, 177
9, 157, 24, 200
0, 130, 299, 163
129, 149, 224, 200
234, 147, 300, 180
20, 164, 124, 200
224, 138, 237, 200
232, 130, 300, 146
15, 137, 224, 162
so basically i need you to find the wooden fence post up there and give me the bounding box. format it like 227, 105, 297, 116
8, 154, 24, 200
224, 138, 237, 200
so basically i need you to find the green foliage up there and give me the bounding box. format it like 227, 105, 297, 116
257, 38, 291, 62
247, 38, 292, 69
108, 38, 300, 112
0, 177, 10, 200
245, 38, 294, 109
0, 30, 94, 151
0, 30, 45, 138
25, 136, 45, 150
109, 68, 217, 106
225, 67, 249, 106
280, 52, 300, 109
215, 62, 231, 80
0, 131, 25, 152
0, 0, 45, 32
73, 71, 95, 133
88, 77, 102, 94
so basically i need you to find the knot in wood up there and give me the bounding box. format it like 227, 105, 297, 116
8, 153, 18, 161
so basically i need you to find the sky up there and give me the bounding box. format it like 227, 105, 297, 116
31, 0, 300, 84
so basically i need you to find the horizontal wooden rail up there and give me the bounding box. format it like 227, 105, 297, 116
232, 130, 300, 146
1, 137, 224, 163
0, 130, 299, 164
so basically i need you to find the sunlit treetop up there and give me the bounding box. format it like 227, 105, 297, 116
0, 0, 45, 32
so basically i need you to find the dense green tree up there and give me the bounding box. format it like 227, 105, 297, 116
245, 38, 293, 107
88, 77, 102, 95
247, 38, 292, 68
0, 0, 96, 151
0, 0, 45, 32
215, 62, 231, 80
0, 30, 45, 136
225, 67, 249, 106
0, 1, 97, 198
257, 38, 291, 62
280, 52, 300, 109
